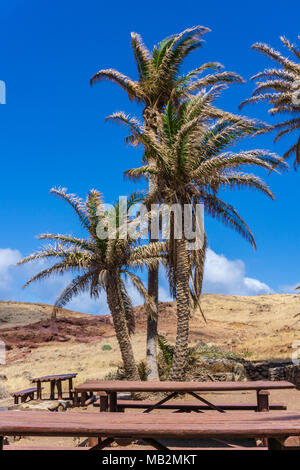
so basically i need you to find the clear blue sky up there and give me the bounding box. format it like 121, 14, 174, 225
0, 0, 299, 313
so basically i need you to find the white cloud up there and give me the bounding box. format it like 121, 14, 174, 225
203, 248, 273, 295
0, 248, 22, 291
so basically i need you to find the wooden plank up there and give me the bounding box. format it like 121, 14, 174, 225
75, 380, 295, 393
0, 411, 300, 440
11, 388, 37, 397
32, 373, 77, 383
92, 399, 286, 411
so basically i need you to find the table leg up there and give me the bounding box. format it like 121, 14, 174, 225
100, 393, 109, 412
257, 390, 270, 447
69, 378, 73, 400
73, 391, 78, 407
187, 391, 225, 413
257, 390, 270, 412
50, 381, 55, 400
37, 381, 42, 400
81, 391, 87, 406
143, 391, 179, 413
57, 380, 63, 400
109, 392, 117, 412
268, 438, 284, 450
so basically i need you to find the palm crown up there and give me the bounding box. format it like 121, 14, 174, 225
17, 188, 165, 325
108, 92, 284, 248
240, 36, 300, 168
90, 26, 243, 114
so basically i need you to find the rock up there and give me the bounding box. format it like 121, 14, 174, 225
19, 399, 71, 412
0, 384, 9, 399
233, 363, 247, 381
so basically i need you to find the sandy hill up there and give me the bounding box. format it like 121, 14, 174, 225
0, 294, 300, 392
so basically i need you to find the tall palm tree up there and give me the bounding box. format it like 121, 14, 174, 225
108, 93, 285, 380
17, 188, 165, 380
240, 36, 300, 168
90, 26, 244, 379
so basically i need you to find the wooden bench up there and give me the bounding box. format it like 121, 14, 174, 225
11, 388, 38, 405
93, 398, 287, 413
0, 410, 299, 451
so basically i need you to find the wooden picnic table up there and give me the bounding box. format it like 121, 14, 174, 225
74, 380, 295, 413
0, 410, 300, 450
31, 374, 77, 400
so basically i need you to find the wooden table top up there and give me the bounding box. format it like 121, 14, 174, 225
0, 410, 300, 439
31, 373, 77, 382
75, 380, 295, 393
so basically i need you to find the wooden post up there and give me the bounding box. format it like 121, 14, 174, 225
14, 396, 18, 405
99, 393, 109, 412
37, 381, 42, 400
56, 380, 63, 400
69, 378, 73, 400
50, 381, 55, 400
257, 390, 270, 412
109, 392, 117, 412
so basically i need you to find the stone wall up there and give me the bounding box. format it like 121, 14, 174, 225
243, 360, 300, 389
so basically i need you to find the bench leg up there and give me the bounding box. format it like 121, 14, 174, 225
14, 396, 19, 405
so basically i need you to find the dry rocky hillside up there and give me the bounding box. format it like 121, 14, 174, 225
0, 294, 300, 393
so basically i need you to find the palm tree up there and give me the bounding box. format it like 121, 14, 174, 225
240, 36, 300, 168
107, 93, 285, 380
17, 188, 165, 381
90, 26, 244, 379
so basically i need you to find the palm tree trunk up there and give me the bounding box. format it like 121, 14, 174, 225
144, 107, 159, 381
147, 263, 159, 380
169, 238, 190, 381
106, 272, 140, 381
